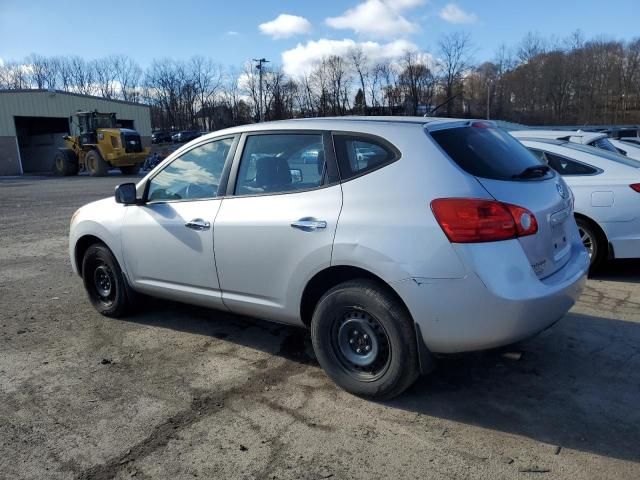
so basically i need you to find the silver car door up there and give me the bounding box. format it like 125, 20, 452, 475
121, 136, 237, 308
214, 131, 342, 324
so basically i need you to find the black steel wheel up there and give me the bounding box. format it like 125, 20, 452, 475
332, 308, 391, 381
82, 243, 132, 317
311, 279, 420, 399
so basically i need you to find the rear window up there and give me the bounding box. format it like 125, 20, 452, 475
430, 124, 551, 181
589, 137, 619, 153
565, 143, 640, 168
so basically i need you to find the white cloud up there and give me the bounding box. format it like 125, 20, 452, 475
226, 31, 239, 36
259, 14, 312, 39
439, 4, 477, 24
325, 0, 426, 37
281, 38, 430, 77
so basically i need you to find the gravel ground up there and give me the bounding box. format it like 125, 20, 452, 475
1, 174, 639, 480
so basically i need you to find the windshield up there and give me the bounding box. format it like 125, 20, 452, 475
429, 123, 554, 181
589, 137, 619, 153
565, 142, 640, 168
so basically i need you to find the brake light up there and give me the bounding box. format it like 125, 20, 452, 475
471, 121, 493, 129
630, 184, 640, 193
431, 198, 538, 243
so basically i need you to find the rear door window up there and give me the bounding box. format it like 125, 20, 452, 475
332, 135, 398, 180
234, 133, 326, 196
430, 123, 552, 181
539, 151, 599, 176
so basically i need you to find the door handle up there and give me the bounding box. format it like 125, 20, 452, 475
185, 218, 211, 230
290, 219, 327, 232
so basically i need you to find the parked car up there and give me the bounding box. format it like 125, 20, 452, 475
511, 130, 624, 155
69, 118, 589, 399
172, 131, 201, 143
517, 137, 640, 268
608, 138, 640, 161
151, 131, 173, 144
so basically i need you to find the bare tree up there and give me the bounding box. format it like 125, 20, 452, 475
69, 56, 94, 95
114, 55, 142, 101
349, 46, 369, 114
398, 50, 435, 115
26, 54, 58, 89
438, 32, 474, 116
93, 57, 118, 99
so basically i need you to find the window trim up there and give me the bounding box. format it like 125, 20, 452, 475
530, 148, 603, 177
142, 134, 239, 204
330, 130, 401, 183
225, 130, 340, 199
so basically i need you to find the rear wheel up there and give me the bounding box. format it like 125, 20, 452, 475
120, 164, 141, 175
81, 244, 132, 317
311, 279, 419, 399
85, 149, 109, 177
53, 150, 79, 176
576, 217, 606, 270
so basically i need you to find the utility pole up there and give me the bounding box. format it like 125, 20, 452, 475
253, 58, 269, 122
486, 82, 491, 120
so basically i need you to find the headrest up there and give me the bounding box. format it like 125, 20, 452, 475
255, 155, 291, 189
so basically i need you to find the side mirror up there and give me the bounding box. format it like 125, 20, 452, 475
290, 168, 303, 184
115, 183, 138, 205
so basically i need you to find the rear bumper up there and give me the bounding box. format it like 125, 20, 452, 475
393, 238, 589, 354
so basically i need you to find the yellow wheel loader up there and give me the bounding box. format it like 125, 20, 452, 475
53, 111, 149, 177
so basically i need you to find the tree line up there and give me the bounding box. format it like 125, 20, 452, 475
2, 31, 640, 130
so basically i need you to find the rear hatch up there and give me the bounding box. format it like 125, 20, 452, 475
429, 121, 574, 279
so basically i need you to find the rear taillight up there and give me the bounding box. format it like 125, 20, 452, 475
431, 198, 538, 243
630, 184, 640, 193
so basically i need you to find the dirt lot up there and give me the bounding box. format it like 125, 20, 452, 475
1, 174, 639, 480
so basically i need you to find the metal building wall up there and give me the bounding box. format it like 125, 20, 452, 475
0, 90, 152, 175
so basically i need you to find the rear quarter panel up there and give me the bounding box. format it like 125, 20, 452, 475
331, 124, 490, 282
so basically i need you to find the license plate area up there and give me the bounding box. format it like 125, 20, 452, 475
550, 208, 571, 261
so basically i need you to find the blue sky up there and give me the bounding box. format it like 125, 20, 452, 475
1, 0, 639, 76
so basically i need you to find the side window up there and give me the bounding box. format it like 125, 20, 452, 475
333, 135, 397, 180
545, 152, 598, 176
147, 137, 233, 202
528, 148, 549, 163
235, 134, 325, 196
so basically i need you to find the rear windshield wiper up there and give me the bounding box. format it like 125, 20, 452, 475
512, 165, 550, 179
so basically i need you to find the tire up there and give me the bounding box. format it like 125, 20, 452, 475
311, 279, 419, 399
85, 149, 109, 177
576, 217, 606, 270
53, 150, 79, 176
81, 244, 132, 317
120, 164, 141, 175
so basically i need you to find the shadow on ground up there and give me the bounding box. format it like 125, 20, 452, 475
591, 259, 640, 284
122, 262, 640, 464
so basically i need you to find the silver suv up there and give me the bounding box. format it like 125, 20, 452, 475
70, 117, 590, 399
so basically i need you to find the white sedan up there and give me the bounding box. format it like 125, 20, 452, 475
610, 138, 640, 161
511, 129, 622, 154
517, 138, 640, 268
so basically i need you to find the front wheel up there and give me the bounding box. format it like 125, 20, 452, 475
85, 150, 109, 177
311, 279, 419, 399
82, 244, 132, 317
